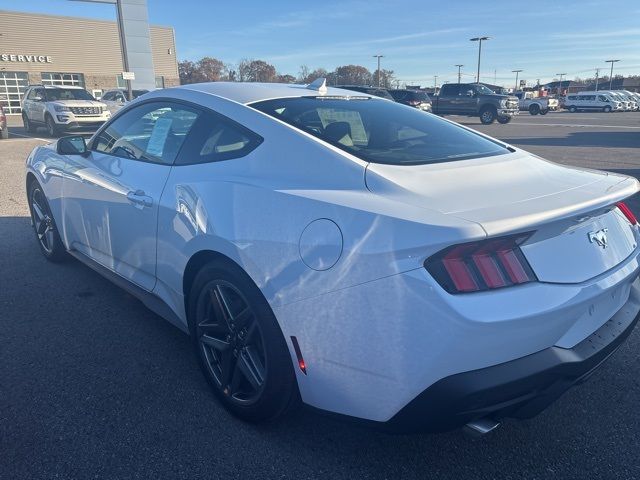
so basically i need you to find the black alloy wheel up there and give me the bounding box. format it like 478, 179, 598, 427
189, 260, 299, 422
28, 181, 67, 262
196, 280, 266, 405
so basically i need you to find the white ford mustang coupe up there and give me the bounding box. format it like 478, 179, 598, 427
25, 80, 640, 434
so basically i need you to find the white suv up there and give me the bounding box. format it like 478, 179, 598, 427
22, 85, 110, 137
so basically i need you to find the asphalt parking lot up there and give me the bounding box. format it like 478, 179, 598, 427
1, 112, 639, 480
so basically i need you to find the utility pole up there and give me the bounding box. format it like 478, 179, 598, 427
556, 73, 567, 95
470, 37, 490, 84
373, 54, 384, 87
594, 68, 600, 91
455, 64, 463, 84
512, 69, 523, 92
114, 0, 133, 102
605, 59, 620, 90
434, 75, 438, 91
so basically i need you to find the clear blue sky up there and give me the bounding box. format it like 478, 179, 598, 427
3, 0, 639, 87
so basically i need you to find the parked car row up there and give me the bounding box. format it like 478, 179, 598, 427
563, 90, 640, 113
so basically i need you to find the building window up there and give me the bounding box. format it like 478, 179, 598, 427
0, 71, 29, 114
41, 72, 85, 87
116, 74, 126, 89
155, 75, 165, 88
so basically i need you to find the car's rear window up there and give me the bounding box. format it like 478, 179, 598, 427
251, 97, 510, 165
408, 91, 430, 102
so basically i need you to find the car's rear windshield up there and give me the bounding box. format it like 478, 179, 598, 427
407, 91, 430, 102
251, 97, 510, 165
45, 88, 95, 101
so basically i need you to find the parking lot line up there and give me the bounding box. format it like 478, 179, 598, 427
6, 131, 50, 142
512, 122, 640, 129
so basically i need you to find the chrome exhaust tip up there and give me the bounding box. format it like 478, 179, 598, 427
463, 418, 501, 437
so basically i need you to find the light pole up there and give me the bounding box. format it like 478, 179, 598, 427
556, 73, 567, 95
470, 36, 490, 84
455, 64, 463, 84
605, 59, 620, 90
373, 54, 384, 87
512, 69, 523, 92
434, 75, 438, 91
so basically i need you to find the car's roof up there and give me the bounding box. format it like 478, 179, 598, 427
38, 85, 84, 90
178, 82, 374, 105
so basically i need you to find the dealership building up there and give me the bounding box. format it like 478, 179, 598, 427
0, 9, 179, 115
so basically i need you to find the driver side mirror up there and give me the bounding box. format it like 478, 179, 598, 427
57, 135, 88, 156
33, 95, 43, 102
466, 90, 475, 97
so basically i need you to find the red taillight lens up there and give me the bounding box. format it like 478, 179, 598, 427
616, 202, 638, 225
425, 233, 537, 293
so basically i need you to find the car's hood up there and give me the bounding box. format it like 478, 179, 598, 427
51, 100, 105, 108
365, 150, 640, 236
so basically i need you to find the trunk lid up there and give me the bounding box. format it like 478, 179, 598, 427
365, 151, 639, 283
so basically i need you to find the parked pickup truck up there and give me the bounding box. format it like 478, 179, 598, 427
432, 83, 519, 124
513, 91, 558, 115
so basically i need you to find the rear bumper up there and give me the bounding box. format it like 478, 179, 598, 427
381, 276, 640, 433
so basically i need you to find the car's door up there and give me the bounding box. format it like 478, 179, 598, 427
437, 84, 461, 113
61, 100, 200, 290
32, 88, 47, 123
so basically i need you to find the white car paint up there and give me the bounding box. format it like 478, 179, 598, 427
25, 82, 640, 428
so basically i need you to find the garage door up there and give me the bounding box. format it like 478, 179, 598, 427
41, 72, 85, 87
0, 71, 29, 115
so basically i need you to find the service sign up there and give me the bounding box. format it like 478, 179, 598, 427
1, 54, 53, 63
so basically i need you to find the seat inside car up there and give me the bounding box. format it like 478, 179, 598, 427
324, 121, 353, 146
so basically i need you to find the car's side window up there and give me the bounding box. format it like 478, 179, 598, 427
92, 101, 200, 165
175, 109, 263, 166
102, 92, 115, 101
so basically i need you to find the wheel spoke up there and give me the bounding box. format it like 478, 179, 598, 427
237, 346, 265, 391
210, 286, 232, 327
228, 362, 244, 396
201, 334, 230, 352
233, 307, 252, 330
31, 201, 45, 224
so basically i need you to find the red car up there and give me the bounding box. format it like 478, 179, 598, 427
0, 104, 8, 139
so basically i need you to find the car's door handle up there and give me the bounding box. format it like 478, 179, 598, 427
126, 190, 153, 208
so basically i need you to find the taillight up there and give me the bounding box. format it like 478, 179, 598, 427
425, 233, 537, 293
616, 202, 638, 225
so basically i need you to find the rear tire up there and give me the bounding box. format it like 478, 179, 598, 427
27, 180, 68, 262
479, 107, 496, 125
603, 106, 612, 113
568, 106, 577, 113
529, 104, 540, 115
188, 259, 299, 423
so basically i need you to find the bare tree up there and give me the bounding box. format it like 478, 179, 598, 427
276, 74, 297, 83
372, 69, 396, 89
298, 67, 328, 84
238, 59, 277, 82
328, 65, 372, 86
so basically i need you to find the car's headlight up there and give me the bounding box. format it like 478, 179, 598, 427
500, 99, 507, 108
53, 105, 70, 112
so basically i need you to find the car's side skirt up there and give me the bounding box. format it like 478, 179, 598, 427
67, 249, 189, 334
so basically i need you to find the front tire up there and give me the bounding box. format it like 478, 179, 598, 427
479, 107, 496, 124
539, 108, 549, 115
28, 180, 67, 262
603, 106, 612, 113
45, 115, 59, 138
23, 113, 36, 133
497, 116, 512, 124
188, 260, 299, 423
529, 104, 540, 115
568, 106, 577, 113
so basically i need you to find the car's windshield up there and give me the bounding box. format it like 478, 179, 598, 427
251, 97, 510, 165
45, 88, 95, 101
474, 84, 495, 95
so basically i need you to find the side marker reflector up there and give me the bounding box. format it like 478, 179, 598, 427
290, 336, 307, 375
